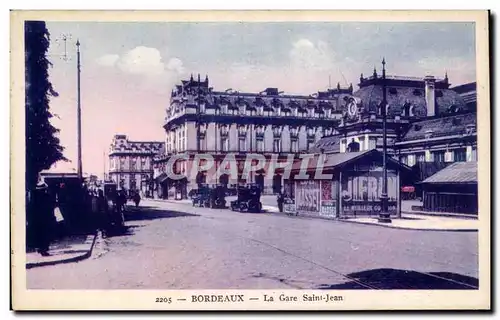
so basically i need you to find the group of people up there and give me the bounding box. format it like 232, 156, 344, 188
28, 180, 144, 256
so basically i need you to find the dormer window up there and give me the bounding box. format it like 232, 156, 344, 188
465, 124, 476, 135
220, 103, 228, 114
425, 130, 433, 139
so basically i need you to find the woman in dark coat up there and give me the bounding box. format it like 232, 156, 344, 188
32, 182, 55, 256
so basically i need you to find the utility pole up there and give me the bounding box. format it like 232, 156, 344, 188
103, 149, 106, 181
197, 74, 201, 153
76, 39, 83, 180
378, 57, 391, 223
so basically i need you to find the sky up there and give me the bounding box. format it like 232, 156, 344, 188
43, 21, 476, 177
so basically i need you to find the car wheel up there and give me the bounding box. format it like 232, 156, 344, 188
239, 202, 248, 212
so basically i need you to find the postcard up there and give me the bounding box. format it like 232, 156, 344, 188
10, 10, 490, 311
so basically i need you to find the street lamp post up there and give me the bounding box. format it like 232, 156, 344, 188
378, 58, 392, 223
76, 39, 83, 180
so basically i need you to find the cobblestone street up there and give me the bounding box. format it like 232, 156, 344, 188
27, 199, 478, 290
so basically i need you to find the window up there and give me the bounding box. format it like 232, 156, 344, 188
347, 141, 360, 152
221, 137, 229, 152
291, 139, 299, 153
256, 139, 264, 152
471, 147, 477, 161
415, 152, 425, 164
433, 150, 445, 163
120, 159, 125, 170
141, 157, 146, 168
400, 155, 408, 165
221, 104, 228, 114
306, 139, 314, 151
273, 139, 281, 153
130, 158, 137, 171
454, 148, 467, 162
369, 138, 377, 150
239, 137, 247, 152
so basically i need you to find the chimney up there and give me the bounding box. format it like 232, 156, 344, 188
424, 75, 436, 116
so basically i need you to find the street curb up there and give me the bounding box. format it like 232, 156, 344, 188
401, 211, 478, 220
335, 218, 478, 232
26, 233, 98, 269
264, 210, 478, 232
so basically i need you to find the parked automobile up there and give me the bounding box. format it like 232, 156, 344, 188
225, 187, 237, 196
230, 184, 262, 213
192, 184, 226, 209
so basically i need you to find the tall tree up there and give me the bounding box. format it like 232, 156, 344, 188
25, 21, 66, 192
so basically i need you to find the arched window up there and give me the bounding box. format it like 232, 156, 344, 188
347, 141, 360, 152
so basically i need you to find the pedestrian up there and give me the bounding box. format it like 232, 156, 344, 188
96, 189, 109, 234
277, 192, 284, 213
31, 181, 56, 256
133, 191, 141, 207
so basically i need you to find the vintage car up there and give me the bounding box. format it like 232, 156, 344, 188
192, 184, 227, 209
230, 184, 263, 213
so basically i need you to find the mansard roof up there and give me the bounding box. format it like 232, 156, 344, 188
309, 135, 341, 153
400, 112, 476, 142
110, 138, 165, 155
171, 76, 354, 112
353, 84, 468, 117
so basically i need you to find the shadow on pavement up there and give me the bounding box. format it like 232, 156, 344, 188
317, 268, 478, 290
124, 206, 200, 222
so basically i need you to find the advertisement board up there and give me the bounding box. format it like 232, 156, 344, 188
320, 180, 337, 217
295, 180, 320, 213
341, 171, 398, 215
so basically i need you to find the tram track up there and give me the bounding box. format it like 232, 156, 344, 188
245, 237, 478, 290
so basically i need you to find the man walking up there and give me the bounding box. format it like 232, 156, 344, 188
32, 181, 55, 256
277, 192, 284, 213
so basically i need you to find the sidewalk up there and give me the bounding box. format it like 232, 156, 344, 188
401, 200, 477, 219
342, 214, 479, 232
26, 233, 97, 269
263, 205, 478, 232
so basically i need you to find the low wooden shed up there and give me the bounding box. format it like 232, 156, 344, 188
420, 161, 478, 215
